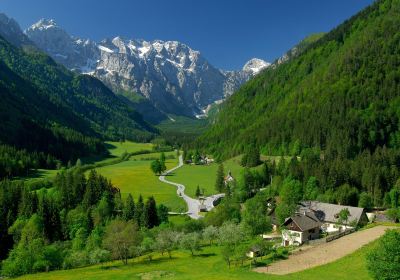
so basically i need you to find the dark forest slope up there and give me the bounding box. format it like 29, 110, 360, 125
199, 0, 400, 160
0, 33, 156, 172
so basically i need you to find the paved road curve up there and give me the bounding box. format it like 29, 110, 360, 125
159, 155, 224, 219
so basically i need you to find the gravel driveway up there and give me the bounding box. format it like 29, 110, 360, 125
255, 225, 395, 275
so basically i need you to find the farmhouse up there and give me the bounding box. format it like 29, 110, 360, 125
224, 171, 234, 185
281, 201, 369, 246
298, 201, 368, 233
281, 212, 321, 246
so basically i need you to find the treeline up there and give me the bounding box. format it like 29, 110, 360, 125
0, 169, 168, 277
0, 144, 58, 178
195, 0, 400, 210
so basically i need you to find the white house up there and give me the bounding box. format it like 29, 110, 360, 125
298, 201, 368, 233
281, 212, 321, 246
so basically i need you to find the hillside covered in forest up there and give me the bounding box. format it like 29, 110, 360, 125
197, 0, 400, 204
0, 32, 156, 176
200, 0, 400, 159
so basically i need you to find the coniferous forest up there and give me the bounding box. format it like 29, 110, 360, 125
197, 0, 400, 208
0, 168, 168, 276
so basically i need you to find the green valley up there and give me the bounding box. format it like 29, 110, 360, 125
1, 1, 400, 280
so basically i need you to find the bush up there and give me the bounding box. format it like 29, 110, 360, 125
62, 251, 89, 269
367, 230, 400, 280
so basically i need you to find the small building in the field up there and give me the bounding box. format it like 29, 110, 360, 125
224, 171, 235, 185
198, 196, 207, 212
199, 204, 207, 212
246, 245, 262, 258
281, 212, 321, 246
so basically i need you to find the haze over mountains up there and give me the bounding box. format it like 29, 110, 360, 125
24, 19, 270, 122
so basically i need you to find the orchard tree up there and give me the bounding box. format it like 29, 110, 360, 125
203, 225, 219, 245
102, 220, 142, 265
155, 229, 181, 258
179, 232, 202, 256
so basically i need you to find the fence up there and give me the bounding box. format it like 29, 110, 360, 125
326, 228, 355, 242
306, 228, 356, 245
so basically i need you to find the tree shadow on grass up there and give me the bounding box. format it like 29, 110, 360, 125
195, 253, 216, 258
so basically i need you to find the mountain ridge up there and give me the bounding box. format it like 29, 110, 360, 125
25, 18, 270, 122
0, 19, 157, 162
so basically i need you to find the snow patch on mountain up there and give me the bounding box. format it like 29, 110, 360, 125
243, 58, 271, 75
25, 18, 271, 118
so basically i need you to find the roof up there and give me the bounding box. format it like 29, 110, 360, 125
299, 201, 366, 224
283, 212, 321, 232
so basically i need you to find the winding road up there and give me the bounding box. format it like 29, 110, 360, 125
159, 155, 225, 219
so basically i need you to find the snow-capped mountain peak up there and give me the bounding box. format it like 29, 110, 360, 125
24, 18, 270, 120
29, 19, 58, 31
243, 58, 271, 75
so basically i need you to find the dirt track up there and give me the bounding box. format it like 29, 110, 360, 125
255, 226, 394, 275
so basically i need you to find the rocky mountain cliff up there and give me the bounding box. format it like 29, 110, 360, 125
25, 19, 270, 122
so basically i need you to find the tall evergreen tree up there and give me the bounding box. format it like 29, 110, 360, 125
160, 152, 166, 163
123, 194, 135, 221
157, 204, 169, 224
143, 196, 159, 229
195, 185, 201, 197
215, 164, 225, 193
134, 195, 145, 227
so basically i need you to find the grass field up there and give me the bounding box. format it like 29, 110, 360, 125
82, 141, 154, 165
14, 168, 59, 184
16, 237, 376, 280
105, 141, 154, 157
168, 156, 253, 197
93, 151, 186, 212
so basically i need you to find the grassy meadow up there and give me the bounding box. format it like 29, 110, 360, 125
15, 237, 375, 280
92, 150, 186, 212
168, 155, 255, 197
105, 141, 154, 157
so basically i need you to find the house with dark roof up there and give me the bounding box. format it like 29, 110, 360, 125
281, 212, 321, 246
298, 201, 368, 233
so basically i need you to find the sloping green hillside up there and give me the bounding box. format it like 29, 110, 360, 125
199, 0, 400, 159
0, 33, 156, 165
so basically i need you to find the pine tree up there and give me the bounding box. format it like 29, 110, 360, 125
150, 160, 161, 175
215, 164, 225, 193
123, 194, 135, 221
195, 185, 201, 197
135, 195, 144, 227
157, 204, 169, 224
75, 158, 82, 167
160, 152, 166, 163
143, 196, 159, 229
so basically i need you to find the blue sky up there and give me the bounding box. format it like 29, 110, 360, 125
1, 0, 373, 70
